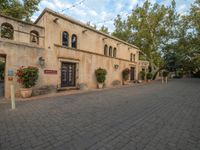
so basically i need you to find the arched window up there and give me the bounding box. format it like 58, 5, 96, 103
133, 54, 136, 61
109, 46, 112, 57
130, 53, 136, 61
62, 31, 69, 47
71, 34, 77, 48
113, 48, 117, 58
1, 23, 14, 39
130, 53, 133, 61
30, 30, 39, 44
104, 45, 108, 56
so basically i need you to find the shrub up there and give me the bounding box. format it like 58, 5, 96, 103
146, 72, 153, 80
178, 71, 183, 78
95, 68, 107, 83
16, 66, 39, 88
140, 70, 146, 80
122, 68, 130, 81
193, 70, 200, 78
162, 71, 169, 77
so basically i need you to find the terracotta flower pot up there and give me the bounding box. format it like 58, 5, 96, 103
97, 83, 103, 89
20, 88, 32, 98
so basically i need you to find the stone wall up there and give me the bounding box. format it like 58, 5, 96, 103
0, 40, 44, 98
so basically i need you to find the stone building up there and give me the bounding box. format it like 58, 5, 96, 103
0, 8, 149, 98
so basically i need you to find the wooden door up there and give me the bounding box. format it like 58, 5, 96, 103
130, 67, 135, 81
61, 62, 76, 87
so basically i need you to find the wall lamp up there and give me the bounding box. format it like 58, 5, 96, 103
103, 37, 107, 41
117, 43, 122, 46
38, 57, 45, 68
114, 64, 119, 70
53, 18, 59, 23
82, 29, 88, 33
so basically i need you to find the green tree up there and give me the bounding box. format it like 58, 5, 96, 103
99, 25, 109, 34
112, 0, 179, 70
86, 21, 97, 29
0, 0, 40, 21
112, 15, 131, 42
170, 0, 200, 75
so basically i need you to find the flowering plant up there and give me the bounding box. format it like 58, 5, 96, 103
122, 68, 130, 81
16, 66, 39, 88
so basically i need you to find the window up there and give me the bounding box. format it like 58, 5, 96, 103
130, 53, 133, 61
130, 53, 135, 61
133, 54, 136, 61
1, 23, 14, 39
104, 45, 108, 56
71, 34, 77, 48
109, 46, 112, 57
30, 30, 39, 44
62, 31, 69, 46
113, 48, 117, 58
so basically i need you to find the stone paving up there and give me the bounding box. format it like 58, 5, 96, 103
0, 79, 200, 150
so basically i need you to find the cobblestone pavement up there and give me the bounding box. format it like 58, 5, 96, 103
0, 79, 200, 150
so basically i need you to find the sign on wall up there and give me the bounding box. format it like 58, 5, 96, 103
44, 70, 57, 75
8, 69, 14, 76
8, 69, 14, 81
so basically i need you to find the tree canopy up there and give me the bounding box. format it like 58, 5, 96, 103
0, 0, 40, 21
112, 0, 200, 77
99, 25, 109, 34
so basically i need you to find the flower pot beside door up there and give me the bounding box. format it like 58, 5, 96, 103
16, 66, 39, 98
97, 83, 103, 89
20, 88, 32, 98
146, 72, 153, 83
95, 68, 107, 89
122, 68, 130, 85
139, 70, 146, 83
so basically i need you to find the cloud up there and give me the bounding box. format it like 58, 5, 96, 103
40, 0, 56, 10
88, 10, 98, 17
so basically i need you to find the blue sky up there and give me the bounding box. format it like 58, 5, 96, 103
33, 0, 195, 32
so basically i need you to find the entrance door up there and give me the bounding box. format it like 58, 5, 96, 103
130, 67, 135, 81
0, 56, 6, 97
61, 62, 76, 87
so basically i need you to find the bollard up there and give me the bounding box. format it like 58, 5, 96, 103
10, 84, 16, 109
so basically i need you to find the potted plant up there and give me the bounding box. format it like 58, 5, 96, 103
16, 66, 39, 98
140, 70, 146, 82
146, 72, 152, 82
122, 68, 130, 85
95, 68, 107, 89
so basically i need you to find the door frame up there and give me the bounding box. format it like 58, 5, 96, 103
61, 61, 76, 87
58, 58, 79, 89
0, 54, 6, 97
130, 67, 135, 81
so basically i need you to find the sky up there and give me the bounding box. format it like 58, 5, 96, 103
32, 0, 195, 32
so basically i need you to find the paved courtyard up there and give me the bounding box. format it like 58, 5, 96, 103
0, 79, 200, 150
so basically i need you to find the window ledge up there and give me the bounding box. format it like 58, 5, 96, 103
0, 38, 44, 49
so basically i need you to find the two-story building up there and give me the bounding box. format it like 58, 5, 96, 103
0, 8, 149, 98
